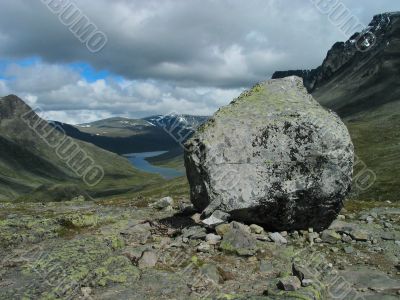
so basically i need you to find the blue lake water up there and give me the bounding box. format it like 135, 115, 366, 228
124, 151, 184, 179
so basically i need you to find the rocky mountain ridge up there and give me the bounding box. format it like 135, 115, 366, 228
273, 11, 400, 114
273, 12, 400, 201
52, 114, 208, 155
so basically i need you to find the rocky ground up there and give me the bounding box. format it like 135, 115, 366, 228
0, 196, 399, 300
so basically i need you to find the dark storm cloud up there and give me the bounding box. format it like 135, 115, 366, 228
0, 0, 399, 123
1, 0, 397, 87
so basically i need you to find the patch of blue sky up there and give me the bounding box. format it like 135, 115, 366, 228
69, 62, 112, 82
0, 56, 41, 79
0, 56, 125, 83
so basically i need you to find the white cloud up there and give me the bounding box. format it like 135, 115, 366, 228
42, 110, 114, 125
5, 63, 80, 93
24, 94, 38, 106
0, 80, 9, 95
0, 61, 242, 123
1, 0, 398, 87
0, 0, 398, 123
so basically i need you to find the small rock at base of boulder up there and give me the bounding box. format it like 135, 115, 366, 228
321, 230, 341, 244
342, 234, 352, 243
201, 210, 230, 228
215, 223, 231, 236
344, 246, 354, 254
277, 276, 302, 291
250, 224, 264, 234
150, 197, 174, 210
269, 232, 288, 244
219, 222, 257, 256
206, 233, 222, 245
201, 215, 225, 228
349, 230, 370, 242
191, 213, 202, 224
197, 242, 211, 253
182, 226, 207, 240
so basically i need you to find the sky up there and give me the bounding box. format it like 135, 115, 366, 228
0, 0, 399, 124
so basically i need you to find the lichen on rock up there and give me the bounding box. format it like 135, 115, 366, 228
184, 76, 354, 231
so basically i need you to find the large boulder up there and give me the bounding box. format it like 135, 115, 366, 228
184, 76, 354, 231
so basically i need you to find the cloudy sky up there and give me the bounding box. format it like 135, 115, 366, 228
0, 0, 399, 124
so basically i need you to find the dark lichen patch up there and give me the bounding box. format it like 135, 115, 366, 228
94, 256, 140, 286
17, 236, 139, 299
58, 213, 100, 228
0, 214, 62, 249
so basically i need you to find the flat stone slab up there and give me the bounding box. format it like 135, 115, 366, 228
339, 266, 400, 294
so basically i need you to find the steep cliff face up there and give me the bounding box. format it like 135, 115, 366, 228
273, 12, 400, 115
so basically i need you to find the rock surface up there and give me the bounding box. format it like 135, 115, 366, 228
185, 76, 354, 231
277, 276, 302, 291
219, 222, 257, 256
150, 196, 174, 210
0, 198, 399, 299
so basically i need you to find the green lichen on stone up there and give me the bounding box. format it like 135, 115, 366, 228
266, 280, 325, 300
219, 240, 240, 255
58, 213, 100, 228
190, 255, 205, 267
216, 294, 237, 300
17, 235, 139, 299
104, 234, 125, 250
94, 256, 140, 286
0, 214, 62, 249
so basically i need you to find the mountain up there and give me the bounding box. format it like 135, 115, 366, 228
51, 118, 179, 154
0, 95, 161, 201
53, 115, 209, 155
273, 12, 400, 201
143, 114, 209, 133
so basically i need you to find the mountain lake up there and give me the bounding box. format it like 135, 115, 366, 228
123, 151, 184, 179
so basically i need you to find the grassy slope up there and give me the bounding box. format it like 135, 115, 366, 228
0, 96, 163, 202
99, 150, 189, 206
345, 100, 400, 201
309, 24, 400, 201
147, 147, 186, 172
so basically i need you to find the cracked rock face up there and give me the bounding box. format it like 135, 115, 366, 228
184, 76, 354, 231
